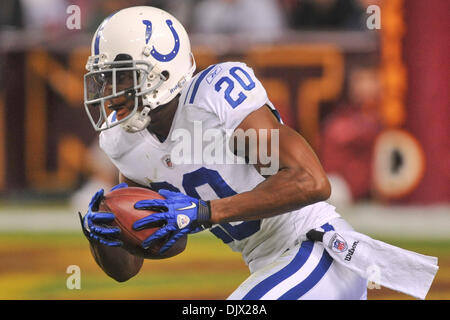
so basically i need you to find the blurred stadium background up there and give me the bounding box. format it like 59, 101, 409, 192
0, 0, 448, 300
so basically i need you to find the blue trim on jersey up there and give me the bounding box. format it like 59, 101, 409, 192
111, 111, 117, 122
188, 64, 217, 104
242, 240, 314, 300
183, 76, 196, 105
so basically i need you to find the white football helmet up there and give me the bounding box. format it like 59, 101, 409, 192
84, 6, 196, 132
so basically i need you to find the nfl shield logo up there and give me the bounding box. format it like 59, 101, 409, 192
329, 233, 348, 253
334, 239, 346, 252
177, 214, 190, 229
162, 154, 173, 168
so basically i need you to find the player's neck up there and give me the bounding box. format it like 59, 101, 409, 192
147, 94, 180, 143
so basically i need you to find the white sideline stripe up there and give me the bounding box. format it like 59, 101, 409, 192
341, 203, 450, 239
0, 209, 216, 236
0, 204, 448, 237
0, 212, 79, 232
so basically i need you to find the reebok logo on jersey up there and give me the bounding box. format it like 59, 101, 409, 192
177, 214, 190, 229
206, 65, 222, 84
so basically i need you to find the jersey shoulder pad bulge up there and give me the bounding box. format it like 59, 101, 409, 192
184, 62, 269, 130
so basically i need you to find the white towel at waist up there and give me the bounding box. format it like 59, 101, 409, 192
307, 229, 439, 300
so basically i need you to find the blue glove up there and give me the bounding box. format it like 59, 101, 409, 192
78, 183, 129, 247
132, 189, 212, 254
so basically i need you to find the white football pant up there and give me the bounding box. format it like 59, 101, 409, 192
227, 218, 368, 300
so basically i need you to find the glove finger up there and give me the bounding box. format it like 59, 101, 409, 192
134, 199, 168, 210
101, 239, 123, 247
158, 229, 189, 254
110, 183, 128, 191
158, 189, 181, 199
90, 212, 116, 223
89, 189, 104, 209
132, 213, 167, 231
142, 225, 177, 249
90, 233, 123, 247
91, 224, 121, 236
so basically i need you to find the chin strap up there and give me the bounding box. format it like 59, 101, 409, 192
120, 106, 151, 133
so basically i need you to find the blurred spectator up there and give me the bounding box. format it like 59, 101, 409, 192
320, 66, 382, 202
0, 0, 24, 30
346, 66, 381, 113
85, 0, 146, 32
191, 0, 287, 41
161, 0, 201, 30
20, 0, 69, 33
84, 0, 169, 33
282, 0, 369, 30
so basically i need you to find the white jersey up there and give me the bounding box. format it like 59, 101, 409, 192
99, 62, 340, 273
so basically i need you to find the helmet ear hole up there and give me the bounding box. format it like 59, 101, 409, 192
161, 70, 170, 81
114, 54, 134, 68
114, 53, 133, 61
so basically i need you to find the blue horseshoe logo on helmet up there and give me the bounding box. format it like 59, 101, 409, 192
142, 19, 180, 62
142, 20, 152, 45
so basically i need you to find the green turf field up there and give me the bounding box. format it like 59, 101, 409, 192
0, 231, 249, 299
0, 230, 448, 300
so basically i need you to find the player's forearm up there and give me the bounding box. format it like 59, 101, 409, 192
209, 167, 331, 224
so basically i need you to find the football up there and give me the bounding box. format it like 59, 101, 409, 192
98, 187, 187, 259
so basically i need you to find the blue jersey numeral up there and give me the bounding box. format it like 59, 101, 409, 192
214, 66, 256, 109
215, 77, 246, 109
149, 167, 261, 243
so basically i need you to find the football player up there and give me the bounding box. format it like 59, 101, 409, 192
79, 6, 394, 299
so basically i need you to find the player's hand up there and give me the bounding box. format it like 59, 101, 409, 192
132, 189, 212, 253
78, 183, 128, 247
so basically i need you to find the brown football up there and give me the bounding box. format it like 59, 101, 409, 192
98, 187, 187, 259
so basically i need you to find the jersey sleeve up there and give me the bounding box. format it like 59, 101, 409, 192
188, 62, 269, 131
